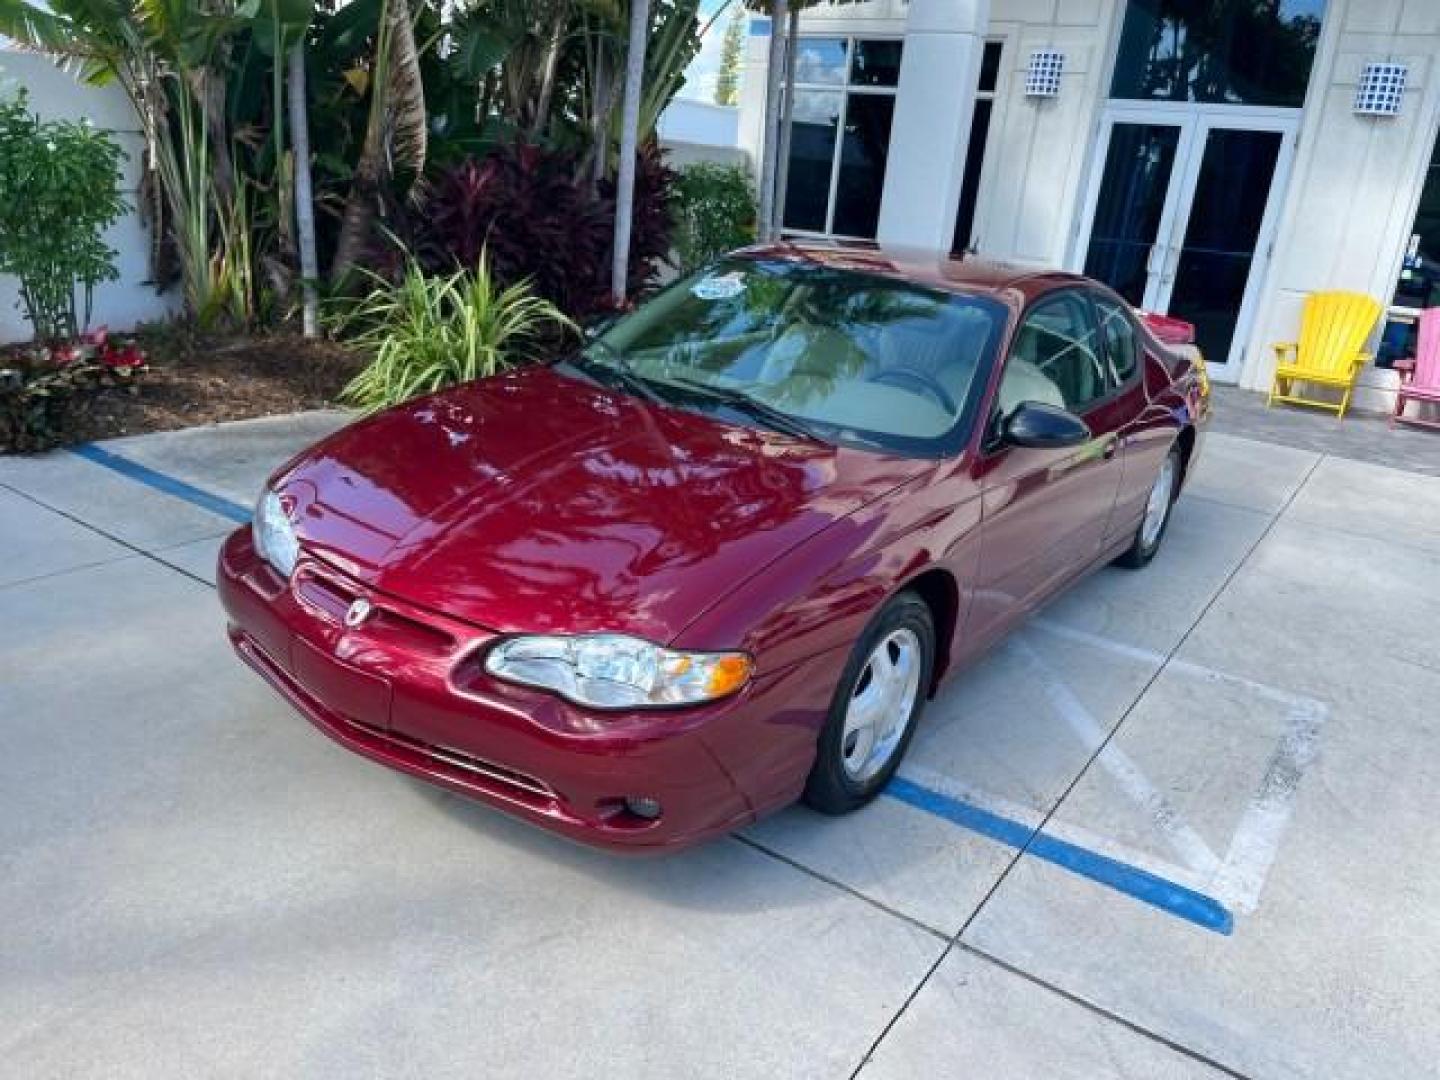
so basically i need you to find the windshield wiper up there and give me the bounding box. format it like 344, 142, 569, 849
567, 341, 667, 406
664, 376, 829, 444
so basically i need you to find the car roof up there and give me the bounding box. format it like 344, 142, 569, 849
732, 239, 1091, 308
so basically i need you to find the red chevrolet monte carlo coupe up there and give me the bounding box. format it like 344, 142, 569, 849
219, 243, 1208, 852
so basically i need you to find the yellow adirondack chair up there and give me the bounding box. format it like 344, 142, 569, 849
1268, 291, 1382, 419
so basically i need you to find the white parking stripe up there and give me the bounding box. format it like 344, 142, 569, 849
1012, 636, 1224, 877
1208, 697, 1327, 913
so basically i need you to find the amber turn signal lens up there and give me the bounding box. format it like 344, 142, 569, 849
705, 654, 753, 698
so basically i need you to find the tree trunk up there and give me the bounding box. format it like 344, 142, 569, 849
773, 5, 798, 235
757, 0, 787, 241
589, 41, 613, 186
611, 0, 650, 305
329, 146, 382, 288
530, 6, 569, 141
329, 0, 393, 286
189, 68, 236, 207
288, 42, 320, 338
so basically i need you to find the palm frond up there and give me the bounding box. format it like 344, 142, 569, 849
0, 0, 82, 53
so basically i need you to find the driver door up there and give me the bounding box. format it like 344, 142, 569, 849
966, 290, 1126, 644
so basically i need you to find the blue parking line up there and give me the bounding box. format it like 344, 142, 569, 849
69, 443, 252, 525
885, 776, 1234, 935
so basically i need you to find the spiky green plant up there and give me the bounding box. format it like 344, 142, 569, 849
334, 253, 573, 411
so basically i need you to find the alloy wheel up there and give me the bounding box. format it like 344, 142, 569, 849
1141, 454, 1177, 549
840, 627, 923, 782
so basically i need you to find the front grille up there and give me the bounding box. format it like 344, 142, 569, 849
349, 718, 556, 804
292, 558, 456, 655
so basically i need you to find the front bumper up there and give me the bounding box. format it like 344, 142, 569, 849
217, 530, 821, 851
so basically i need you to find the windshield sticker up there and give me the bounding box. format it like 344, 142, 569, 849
691, 271, 746, 301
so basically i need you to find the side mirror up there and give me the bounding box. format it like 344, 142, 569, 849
1002, 401, 1092, 449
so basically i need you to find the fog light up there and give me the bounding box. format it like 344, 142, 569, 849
624, 796, 662, 820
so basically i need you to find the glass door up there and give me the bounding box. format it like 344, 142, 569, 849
1076, 108, 1297, 379
1080, 117, 1186, 308
1156, 123, 1290, 375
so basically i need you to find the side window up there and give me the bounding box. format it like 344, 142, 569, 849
1094, 294, 1139, 384
998, 293, 1108, 417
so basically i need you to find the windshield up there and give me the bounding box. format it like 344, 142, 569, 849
574, 256, 1008, 456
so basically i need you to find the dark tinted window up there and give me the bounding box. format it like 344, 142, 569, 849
952, 99, 992, 253
781, 90, 842, 232
1110, 0, 1326, 108
832, 95, 896, 237
1001, 294, 1108, 415
1082, 123, 1181, 304
1094, 295, 1139, 383
852, 40, 902, 86
978, 40, 1003, 94
1394, 135, 1440, 310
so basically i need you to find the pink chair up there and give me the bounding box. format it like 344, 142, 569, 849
1395, 308, 1440, 430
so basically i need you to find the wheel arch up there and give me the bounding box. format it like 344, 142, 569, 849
897, 566, 961, 696
1176, 423, 1197, 484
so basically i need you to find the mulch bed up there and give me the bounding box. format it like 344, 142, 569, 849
4, 333, 366, 449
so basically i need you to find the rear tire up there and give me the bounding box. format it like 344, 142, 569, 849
1115, 444, 1182, 569
803, 592, 935, 815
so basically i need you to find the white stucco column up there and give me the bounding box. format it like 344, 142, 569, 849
876, 0, 991, 253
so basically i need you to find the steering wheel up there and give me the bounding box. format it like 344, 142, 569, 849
869, 367, 957, 413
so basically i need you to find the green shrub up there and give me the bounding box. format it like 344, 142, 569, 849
333, 253, 573, 411
0, 89, 127, 341
671, 162, 757, 274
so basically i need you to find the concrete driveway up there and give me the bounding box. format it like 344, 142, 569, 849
2, 411, 1437, 1078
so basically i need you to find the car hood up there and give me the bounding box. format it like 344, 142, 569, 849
276, 366, 929, 642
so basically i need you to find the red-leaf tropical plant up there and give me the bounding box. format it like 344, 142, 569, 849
416, 139, 674, 319
0, 327, 148, 453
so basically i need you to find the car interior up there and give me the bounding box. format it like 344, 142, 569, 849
608, 268, 1002, 440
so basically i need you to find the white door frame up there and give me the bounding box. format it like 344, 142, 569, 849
1069, 103, 1300, 381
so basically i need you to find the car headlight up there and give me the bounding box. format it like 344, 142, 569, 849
484, 634, 753, 710
252, 488, 299, 577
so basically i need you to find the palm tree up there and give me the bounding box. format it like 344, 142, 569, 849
288, 41, 319, 336
255, 0, 319, 333
745, 0, 863, 239
756, 0, 787, 241
610, 0, 650, 304
328, 0, 428, 286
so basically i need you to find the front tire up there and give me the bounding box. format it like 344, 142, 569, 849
1115, 444, 1182, 569
803, 592, 935, 815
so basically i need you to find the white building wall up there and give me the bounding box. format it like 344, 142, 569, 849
740, 0, 1125, 267
0, 49, 180, 344
657, 98, 741, 148
970, 0, 1122, 267
1244, 0, 1440, 407
737, 21, 770, 170
742, 0, 1440, 412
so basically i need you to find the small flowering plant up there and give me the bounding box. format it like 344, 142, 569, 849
0, 327, 148, 453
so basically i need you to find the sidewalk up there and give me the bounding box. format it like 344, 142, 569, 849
1208, 385, 1439, 477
